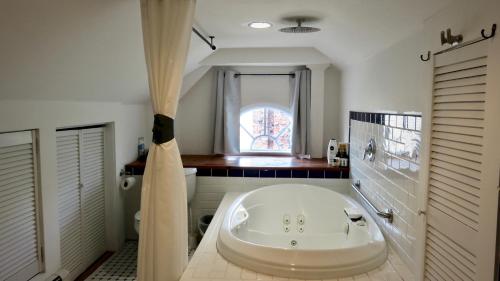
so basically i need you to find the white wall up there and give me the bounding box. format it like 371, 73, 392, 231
338, 31, 427, 142
200, 47, 331, 66
176, 66, 300, 155
239, 66, 299, 110
339, 0, 500, 276
176, 68, 216, 155
176, 65, 340, 156
0, 0, 150, 104
339, 0, 500, 141
0, 100, 149, 281
123, 176, 144, 240
323, 65, 342, 143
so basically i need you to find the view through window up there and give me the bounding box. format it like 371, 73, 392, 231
240, 106, 292, 153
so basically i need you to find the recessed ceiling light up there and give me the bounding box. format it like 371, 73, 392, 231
248, 22, 272, 29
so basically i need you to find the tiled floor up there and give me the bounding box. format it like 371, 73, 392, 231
84, 239, 197, 281
85, 241, 138, 281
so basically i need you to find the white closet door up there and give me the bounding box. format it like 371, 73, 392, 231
424, 40, 499, 281
80, 128, 106, 268
57, 130, 83, 280
57, 127, 106, 280
0, 131, 42, 281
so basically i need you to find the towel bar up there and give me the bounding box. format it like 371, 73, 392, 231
351, 181, 393, 223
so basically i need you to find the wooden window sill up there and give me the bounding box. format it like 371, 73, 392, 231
124, 155, 349, 178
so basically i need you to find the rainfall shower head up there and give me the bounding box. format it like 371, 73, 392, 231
279, 19, 320, 33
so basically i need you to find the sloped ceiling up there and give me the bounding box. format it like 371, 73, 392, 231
0, 0, 149, 103
0, 0, 452, 103
193, 0, 453, 67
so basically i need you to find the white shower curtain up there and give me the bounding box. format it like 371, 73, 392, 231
137, 1, 195, 281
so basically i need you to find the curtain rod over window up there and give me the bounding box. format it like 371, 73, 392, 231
234, 73, 295, 78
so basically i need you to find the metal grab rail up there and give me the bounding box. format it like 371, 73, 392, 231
351, 181, 393, 223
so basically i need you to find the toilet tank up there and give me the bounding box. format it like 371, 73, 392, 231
184, 168, 197, 204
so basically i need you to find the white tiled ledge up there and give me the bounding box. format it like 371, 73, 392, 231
181, 193, 415, 281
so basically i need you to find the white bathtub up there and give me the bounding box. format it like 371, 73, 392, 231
216, 184, 387, 279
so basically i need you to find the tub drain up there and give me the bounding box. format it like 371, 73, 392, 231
290, 240, 298, 247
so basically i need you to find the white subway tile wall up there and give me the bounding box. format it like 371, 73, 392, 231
189, 177, 351, 236
349, 115, 421, 272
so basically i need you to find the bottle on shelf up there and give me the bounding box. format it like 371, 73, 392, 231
338, 143, 349, 167
327, 139, 338, 166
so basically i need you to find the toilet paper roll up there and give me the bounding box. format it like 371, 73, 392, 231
120, 176, 136, 190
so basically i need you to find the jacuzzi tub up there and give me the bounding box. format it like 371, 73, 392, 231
216, 184, 387, 279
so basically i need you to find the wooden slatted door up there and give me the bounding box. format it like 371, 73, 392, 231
57, 127, 106, 280
0, 131, 43, 281
424, 40, 499, 281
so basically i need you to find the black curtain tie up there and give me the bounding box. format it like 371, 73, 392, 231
152, 114, 174, 144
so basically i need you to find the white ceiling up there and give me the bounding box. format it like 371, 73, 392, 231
0, 0, 452, 103
193, 0, 453, 67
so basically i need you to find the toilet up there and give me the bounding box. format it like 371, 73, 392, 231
134, 167, 197, 234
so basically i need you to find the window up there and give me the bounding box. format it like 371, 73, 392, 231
240, 106, 292, 153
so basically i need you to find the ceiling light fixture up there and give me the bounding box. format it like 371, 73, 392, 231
248, 22, 272, 29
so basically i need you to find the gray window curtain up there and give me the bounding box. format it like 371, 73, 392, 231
290, 69, 311, 156
213, 69, 241, 154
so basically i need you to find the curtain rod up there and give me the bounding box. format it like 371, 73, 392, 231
192, 27, 216, 50
234, 73, 295, 77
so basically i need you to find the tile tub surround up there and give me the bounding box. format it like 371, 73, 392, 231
181, 193, 414, 281
123, 176, 350, 241
190, 177, 350, 241
349, 112, 421, 272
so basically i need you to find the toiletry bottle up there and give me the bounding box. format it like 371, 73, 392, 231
339, 143, 349, 167
343, 143, 349, 167
333, 144, 341, 167
138, 137, 145, 158
327, 139, 338, 165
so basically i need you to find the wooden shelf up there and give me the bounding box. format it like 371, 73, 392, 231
125, 155, 349, 178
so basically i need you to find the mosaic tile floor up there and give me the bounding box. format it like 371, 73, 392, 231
85, 241, 138, 281
85, 239, 197, 280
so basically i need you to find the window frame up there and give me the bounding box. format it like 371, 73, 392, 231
238, 104, 293, 156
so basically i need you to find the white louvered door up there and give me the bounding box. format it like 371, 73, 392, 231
80, 128, 106, 268
0, 131, 42, 281
57, 130, 83, 280
57, 127, 106, 280
423, 40, 500, 281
